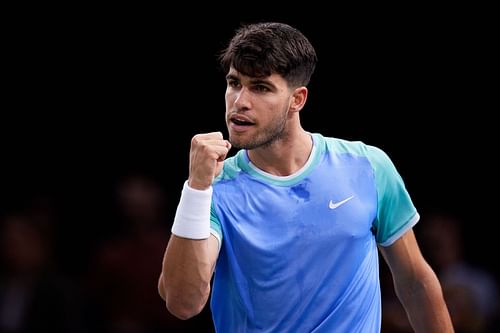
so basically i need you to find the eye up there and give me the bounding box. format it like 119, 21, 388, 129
227, 79, 240, 88
253, 85, 270, 92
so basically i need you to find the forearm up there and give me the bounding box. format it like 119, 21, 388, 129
158, 180, 217, 319
159, 234, 217, 319
396, 270, 454, 332
159, 132, 230, 318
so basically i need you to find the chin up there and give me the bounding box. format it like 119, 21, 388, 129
228, 137, 244, 149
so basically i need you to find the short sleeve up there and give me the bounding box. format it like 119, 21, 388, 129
366, 145, 419, 246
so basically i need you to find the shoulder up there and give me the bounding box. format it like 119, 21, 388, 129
214, 150, 245, 184
314, 133, 389, 159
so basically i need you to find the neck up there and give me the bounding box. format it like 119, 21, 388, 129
247, 129, 313, 176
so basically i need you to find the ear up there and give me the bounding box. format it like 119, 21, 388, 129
290, 86, 308, 112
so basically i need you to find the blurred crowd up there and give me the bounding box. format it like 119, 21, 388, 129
0, 173, 213, 333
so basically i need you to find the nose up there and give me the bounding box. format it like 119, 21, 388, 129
234, 88, 251, 110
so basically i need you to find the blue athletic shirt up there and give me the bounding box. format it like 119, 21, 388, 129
209, 133, 419, 333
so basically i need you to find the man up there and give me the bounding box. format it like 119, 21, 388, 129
158, 22, 454, 332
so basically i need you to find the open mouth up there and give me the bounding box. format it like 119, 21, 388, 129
230, 115, 255, 127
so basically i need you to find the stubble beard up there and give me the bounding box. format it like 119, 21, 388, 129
229, 111, 288, 150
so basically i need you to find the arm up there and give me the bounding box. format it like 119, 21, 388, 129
158, 234, 219, 319
158, 132, 231, 319
379, 228, 454, 333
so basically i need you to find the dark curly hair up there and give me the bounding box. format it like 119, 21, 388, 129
219, 22, 317, 88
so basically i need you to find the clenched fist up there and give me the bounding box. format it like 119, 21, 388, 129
188, 132, 231, 190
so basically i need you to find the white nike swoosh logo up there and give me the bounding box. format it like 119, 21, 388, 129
329, 195, 354, 209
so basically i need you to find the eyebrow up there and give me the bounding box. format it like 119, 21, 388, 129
225, 74, 238, 81
225, 74, 273, 86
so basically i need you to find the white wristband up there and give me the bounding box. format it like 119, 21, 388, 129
171, 181, 212, 239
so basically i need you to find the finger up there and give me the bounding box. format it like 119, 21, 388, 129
193, 132, 223, 141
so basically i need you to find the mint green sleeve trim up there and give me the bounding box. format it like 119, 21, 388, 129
210, 202, 223, 248
366, 145, 419, 246
379, 212, 420, 247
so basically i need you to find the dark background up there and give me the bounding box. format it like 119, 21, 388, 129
1, 6, 497, 332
